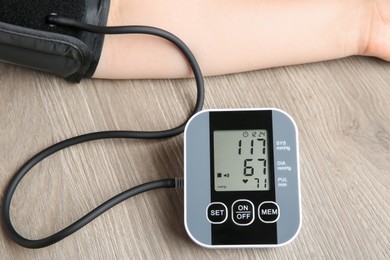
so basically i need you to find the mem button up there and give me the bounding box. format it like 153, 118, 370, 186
258, 201, 280, 223
232, 199, 254, 226
207, 202, 228, 224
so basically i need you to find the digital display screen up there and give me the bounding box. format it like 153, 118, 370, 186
214, 130, 270, 191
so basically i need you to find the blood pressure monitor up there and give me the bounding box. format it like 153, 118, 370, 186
184, 109, 301, 248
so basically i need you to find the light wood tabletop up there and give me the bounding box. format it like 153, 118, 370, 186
0, 55, 389, 259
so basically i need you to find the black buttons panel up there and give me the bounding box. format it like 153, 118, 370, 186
207, 200, 280, 226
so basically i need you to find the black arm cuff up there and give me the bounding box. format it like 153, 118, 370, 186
0, 0, 110, 82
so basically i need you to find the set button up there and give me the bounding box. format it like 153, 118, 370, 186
207, 202, 228, 224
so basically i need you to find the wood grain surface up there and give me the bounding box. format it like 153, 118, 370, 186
0, 56, 389, 259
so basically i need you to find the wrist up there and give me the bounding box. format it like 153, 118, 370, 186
359, 0, 390, 61
356, 0, 377, 57
339, 0, 373, 58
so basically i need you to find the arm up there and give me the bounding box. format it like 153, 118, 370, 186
93, 0, 389, 79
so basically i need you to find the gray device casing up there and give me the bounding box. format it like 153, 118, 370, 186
184, 108, 301, 248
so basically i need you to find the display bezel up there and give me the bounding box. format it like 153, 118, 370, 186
209, 110, 277, 245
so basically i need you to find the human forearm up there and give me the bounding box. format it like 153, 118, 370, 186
93, 0, 380, 79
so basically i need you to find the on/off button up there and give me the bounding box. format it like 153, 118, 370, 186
232, 199, 254, 226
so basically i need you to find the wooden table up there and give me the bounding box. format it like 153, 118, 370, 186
0, 56, 388, 259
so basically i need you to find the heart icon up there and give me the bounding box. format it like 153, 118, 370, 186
243, 179, 248, 183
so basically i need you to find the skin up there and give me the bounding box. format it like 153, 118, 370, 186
93, 0, 390, 79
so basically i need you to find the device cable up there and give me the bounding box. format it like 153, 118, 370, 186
2, 15, 203, 249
